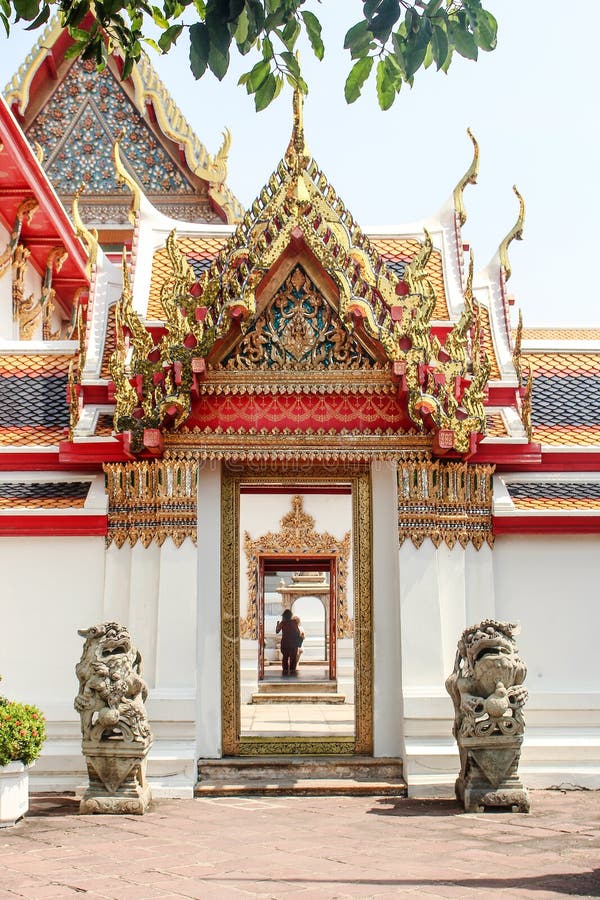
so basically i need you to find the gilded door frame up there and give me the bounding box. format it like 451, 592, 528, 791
221, 467, 373, 756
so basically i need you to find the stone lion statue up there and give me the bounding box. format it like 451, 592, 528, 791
75, 622, 152, 814
446, 619, 529, 812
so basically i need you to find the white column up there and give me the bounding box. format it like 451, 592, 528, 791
437, 543, 467, 679
465, 542, 496, 625
195, 461, 222, 758
128, 541, 161, 687
400, 539, 445, 690
103, 541, 132, 623
371, 460, 404, 757
155, 538, 197, 688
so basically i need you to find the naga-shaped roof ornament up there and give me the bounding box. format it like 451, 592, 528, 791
113, 133, 141, 226
72, 186, 99, 277
453, 128, 480, 227
499, 185, 525, 282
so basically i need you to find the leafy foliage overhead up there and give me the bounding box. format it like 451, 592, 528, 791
5, 0, 497, 110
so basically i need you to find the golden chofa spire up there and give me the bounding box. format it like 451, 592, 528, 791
284, 85, 311, 207
499, 185, 525, 282
453, 128, 479, 227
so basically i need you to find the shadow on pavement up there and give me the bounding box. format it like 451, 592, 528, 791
368, 797, 462, 816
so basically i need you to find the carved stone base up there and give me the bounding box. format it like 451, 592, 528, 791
456, 737, 529, 814
80, 745, 152, 815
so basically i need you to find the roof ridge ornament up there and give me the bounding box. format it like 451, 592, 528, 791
72, 186, 98, 278
113, 133, 141, 226
453, 128, 479, 227
499, 185, 525, 282
284, 85, 311, 207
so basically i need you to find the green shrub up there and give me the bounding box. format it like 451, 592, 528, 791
0, 697, 46, 767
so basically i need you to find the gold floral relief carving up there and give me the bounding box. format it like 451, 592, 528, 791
397, 457, 495, 550
223, 265, 377, 372
241, 494, 352, 640
104, 457, 198, 548
221, 468, 373, 757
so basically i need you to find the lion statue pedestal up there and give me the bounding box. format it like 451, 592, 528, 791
446, 620, 530, 813
75, 622, 152, 815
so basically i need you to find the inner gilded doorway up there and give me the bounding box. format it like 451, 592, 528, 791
221, 468, 373, 756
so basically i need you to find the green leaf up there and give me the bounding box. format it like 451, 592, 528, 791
233, 6, 248, 44
24, 4, 50, 30
208, 42, 229, 79
431, 23, 448, 70
300, 10, 323, 60
14, 0, 41, 21
254, 72, 277, 111
449, 19, 478, 60
244, 57, 270, 92
280, 50, 301, 81
152, 6, 169, 29
189, 21, 210, 78
281, 16, 300, 50
344, 55, 373, 104
344, 20, 372, 59
0, 11, 9, 35
474, 9, 497, 51
376, 58, 395, 110
158, 23, 183, 52
369, 0, 400, 42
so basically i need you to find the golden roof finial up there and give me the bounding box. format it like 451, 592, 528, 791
453, 128, 479, 227
512, 307, 523, 386
72, 185, 98, 278
285, 64, 309, 172
113, 133, 142, 226
499, 185, 525, 282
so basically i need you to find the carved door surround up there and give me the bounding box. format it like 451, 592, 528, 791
221, 466, 373, 757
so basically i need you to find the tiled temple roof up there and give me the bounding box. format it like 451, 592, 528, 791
506, 481, 600, 510
0, 480, 90, 508
0, 353, 71, 447
523, 328, 600, 341
524, 351, 600, 446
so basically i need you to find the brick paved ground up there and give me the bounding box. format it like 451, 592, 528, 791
1, 791, 599, 899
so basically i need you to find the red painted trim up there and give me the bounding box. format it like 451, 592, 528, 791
59, 440, 131, 465
494, 515, 600, 535
240, 485, 352, 495
0, 515, 107, 536
468, 442, 542, 467
81, 385, 111, 405
486, 387, 519, 406
0, 451, 62, 471
0, 98, 88, 278
493, 450, 600, 473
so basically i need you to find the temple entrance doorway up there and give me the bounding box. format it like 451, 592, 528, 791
221, 467, 373, 756
258, 558, 335, 682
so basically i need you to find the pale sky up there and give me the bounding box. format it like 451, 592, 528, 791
1, 0, 598, 327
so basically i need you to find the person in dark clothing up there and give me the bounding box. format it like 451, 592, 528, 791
276, 608, 302, 676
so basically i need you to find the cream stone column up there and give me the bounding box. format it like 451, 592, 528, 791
195, 461, 223, 758
128, 541, 161, 687
155, 538, 197, 688
465, 542, 496, 624
371, 460, 404, 757
103, 541, 132, 624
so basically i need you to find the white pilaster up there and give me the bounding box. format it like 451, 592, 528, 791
129, 541, 161, 687
155, 538, 197, 688
195, 461, 222, 758
103, 541, 132, 623
371, 461, 404, 757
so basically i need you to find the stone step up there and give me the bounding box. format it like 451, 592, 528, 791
250, 692, 346, 704
257, 680, 338, 693
196, 756, 406, 797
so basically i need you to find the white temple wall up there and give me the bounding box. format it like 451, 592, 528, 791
493, 534, 600, 789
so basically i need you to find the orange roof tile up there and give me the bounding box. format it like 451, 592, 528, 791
522, 328, 600, 340
511, 497, 600, 510
0, 354, 71, 377
101, 303, 117, 380
0, 426, 65, 447
485, 413, 507, 437
524, 352, 600, 377
531, 425, 600, 447
147, 236, 228, 320
370, 238, 448, 319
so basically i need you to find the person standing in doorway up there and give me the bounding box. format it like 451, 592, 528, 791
276, 609, 302, 676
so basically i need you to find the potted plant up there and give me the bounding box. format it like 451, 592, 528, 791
0, 680, 46, 827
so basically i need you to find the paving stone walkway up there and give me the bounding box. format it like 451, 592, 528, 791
1, 790, 599, 899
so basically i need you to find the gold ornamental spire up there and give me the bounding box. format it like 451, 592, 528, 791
284, 85, 311, 206
499, 185, 525, 282
453, 128, 480, 227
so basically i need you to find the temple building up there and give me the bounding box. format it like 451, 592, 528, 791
0, 22, 598, 798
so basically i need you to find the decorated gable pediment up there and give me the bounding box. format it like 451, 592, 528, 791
99, 90, 492, 460
220, 265, 380, 373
